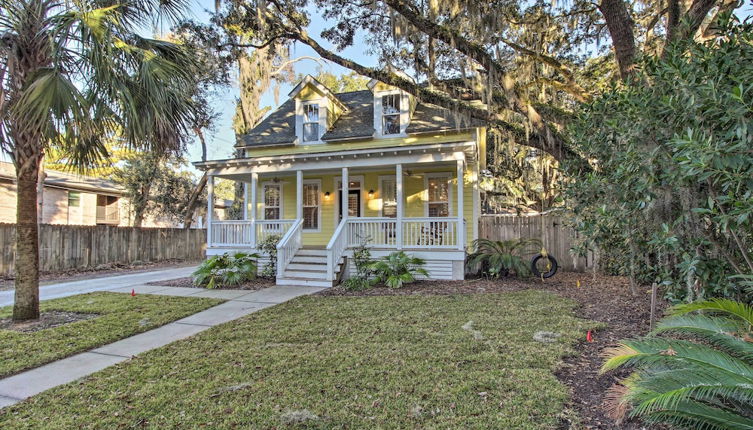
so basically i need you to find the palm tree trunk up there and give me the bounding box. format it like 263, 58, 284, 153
13, 154, 41, 321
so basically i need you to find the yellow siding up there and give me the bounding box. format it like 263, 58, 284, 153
245, 131, 474, 158
252, 165, 476, 247
297, 84, 325, 101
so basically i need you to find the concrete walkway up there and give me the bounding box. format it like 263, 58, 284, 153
0, 266, 198, 307
0, 281, 324, 408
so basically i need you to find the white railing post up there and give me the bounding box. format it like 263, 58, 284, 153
296, 170, 303, 221
456, 159, 464, 250
326, 218, 348, 281
250, 172, 258, 248
341, 167, 349, 222
276, 219, 303, 279
396, 164, 403, 250
207, 175, 214, 247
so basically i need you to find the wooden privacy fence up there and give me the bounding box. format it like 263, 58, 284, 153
0, 224, 206, 277
478, 213, 592, 272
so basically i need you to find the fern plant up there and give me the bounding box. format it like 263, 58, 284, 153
602, 299, 753, 429
467, 238, 541, 278
370, 251, 429, 289
193, 252, 259, 289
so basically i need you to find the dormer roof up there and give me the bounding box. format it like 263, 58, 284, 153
288, 74, 347, 112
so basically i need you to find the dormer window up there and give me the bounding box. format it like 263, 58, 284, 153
303, 103, 319, 142
382, 94, 401, 135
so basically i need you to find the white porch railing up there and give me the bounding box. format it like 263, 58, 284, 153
326, 219, 349, 281
209, 219, 295, 248
346, 217, 398, 247
401, 218, 459, 248
276, 219, 303, 278
256, 219, 295, 246
209, 220, 255, 247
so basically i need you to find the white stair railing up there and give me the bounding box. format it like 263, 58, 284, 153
276, 219, 303, 278
326, 219, 349, 281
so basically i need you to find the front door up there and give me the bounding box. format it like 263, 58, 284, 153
339, 189, 361, 221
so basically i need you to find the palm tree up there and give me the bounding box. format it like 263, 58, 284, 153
467, 238, 542, 277
602, 299, 753, 429
0, 0, 199, 321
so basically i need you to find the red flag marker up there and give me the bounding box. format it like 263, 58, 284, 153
586, 330, 594, 342
131, 289, 136, 297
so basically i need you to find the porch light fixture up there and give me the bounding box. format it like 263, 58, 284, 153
324, 191, 331, 201
368, 189, 375, 198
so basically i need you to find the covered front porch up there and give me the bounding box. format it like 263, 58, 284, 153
199, 142, 478, 284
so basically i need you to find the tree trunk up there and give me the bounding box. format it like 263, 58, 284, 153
37, 159, 45, 224
182, 172, 207, 229
13, 155, 41, 321
599, 0, 637, 80
132, 181, 151, 228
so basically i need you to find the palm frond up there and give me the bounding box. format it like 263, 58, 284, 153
670, 299, 753, 327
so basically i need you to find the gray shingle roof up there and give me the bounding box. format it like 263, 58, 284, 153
236, 89, 482, 148
321, 90, 374, 141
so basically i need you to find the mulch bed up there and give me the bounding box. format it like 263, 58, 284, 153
0, 311, 98, 333
146, 277, 277, 291
318, 271, 668, 429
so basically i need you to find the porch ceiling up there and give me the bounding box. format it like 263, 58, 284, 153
194, 141, 476, 180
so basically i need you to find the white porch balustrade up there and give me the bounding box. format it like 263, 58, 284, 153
209, 219, 295, 248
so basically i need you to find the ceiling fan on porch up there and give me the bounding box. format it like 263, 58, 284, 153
404, 170, 424, 178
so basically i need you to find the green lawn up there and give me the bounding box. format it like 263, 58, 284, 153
1, 291, 596, 429
0, 292, 222, 378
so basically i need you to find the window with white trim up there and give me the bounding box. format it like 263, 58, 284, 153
302, 182, 320, 230
381, 94, 401, 135
427, 176, 450, 217
380, 177, 397, 218
303, 103, 319, 142
263, 184, 281, 220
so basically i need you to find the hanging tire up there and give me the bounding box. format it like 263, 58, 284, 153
531, 254, 558, 279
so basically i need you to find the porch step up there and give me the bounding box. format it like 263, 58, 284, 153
296, 248, 327, 257
287, 263, 327, 272
283, 270, 328, 280
291, 255, 327, 264
276, 277, 334, 288
276, 248, 342, 288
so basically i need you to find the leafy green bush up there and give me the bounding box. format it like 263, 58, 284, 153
565, 19, 753, 301
342, 235, 374, 290
370, 251, 428, 289
602, 299, 753, 429
257, 234, 281, 279
193, 252, 259, 289
467, 238, 541, 278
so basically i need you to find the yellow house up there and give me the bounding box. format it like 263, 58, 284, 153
195, 75, 486, 286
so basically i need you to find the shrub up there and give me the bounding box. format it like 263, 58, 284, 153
370, 251, 428, 289
602, 299, 753, 428
564, 19, 753, 301
193, 252, 259, 289
257, 234, 281, 279
467, 238, 541, 278
342, 235, 374, 291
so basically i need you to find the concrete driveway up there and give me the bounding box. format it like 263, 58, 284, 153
0, 266, 197, 307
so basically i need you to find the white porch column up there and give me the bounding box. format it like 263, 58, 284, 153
396, 164, 403, 250
296, 170, 303, 220
456, 159, 464, 250
250, 172, 258, 247
341, 167, 349, 221
243, 182, 248, 220
207, 175, 214, 247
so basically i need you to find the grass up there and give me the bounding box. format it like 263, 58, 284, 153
0, 292, 222, 378
0, 291, 596, 429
